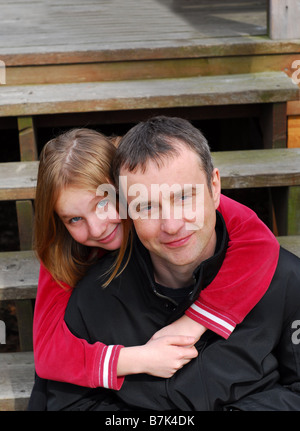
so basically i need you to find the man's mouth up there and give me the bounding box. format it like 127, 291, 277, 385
163, 233, 193, 248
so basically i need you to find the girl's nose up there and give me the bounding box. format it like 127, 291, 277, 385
87, 216, 108, 239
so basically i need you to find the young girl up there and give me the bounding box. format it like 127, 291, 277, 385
33, 128, 280, 390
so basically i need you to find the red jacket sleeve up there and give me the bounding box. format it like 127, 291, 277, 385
185, 194, 280, 339
33, 264, 124, 389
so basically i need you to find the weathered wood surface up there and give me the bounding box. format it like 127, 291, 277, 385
5, 53, 300, 86
0, 161, 38, 200
213, 148, 300, 189
268, 0, 300, 40
277, 235, 300, 258
0, 72, 298, 117
1, 148, 300, 201
1, 0, 300, 90
3, 35, 300, 67
288, 116, 300, 148
287, 101, 300, 116
0, 352, 34, 411
0, 0, 270, 65
0, 251, 39, 300
15, 113, 38, 351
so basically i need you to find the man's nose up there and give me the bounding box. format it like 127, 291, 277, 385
160, 214, 185, 235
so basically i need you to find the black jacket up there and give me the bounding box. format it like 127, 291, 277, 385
34, 212, 300, 411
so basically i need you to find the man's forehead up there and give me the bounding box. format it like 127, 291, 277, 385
119, 144, 201, 177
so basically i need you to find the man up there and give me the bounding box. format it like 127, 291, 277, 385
44, 116, 300, 410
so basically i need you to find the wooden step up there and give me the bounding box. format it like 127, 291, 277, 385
0, 352, 34, 411
0, 251, 39, 301
1, 1, 300, 90
212, 148, 300, 189
0, 161, 38, 201
0, 72, 298, 117
1, 148, 300, 201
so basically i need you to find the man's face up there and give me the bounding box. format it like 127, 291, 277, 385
120, 142, 221, 274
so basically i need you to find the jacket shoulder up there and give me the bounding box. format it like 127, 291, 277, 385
277, 246, 300, 274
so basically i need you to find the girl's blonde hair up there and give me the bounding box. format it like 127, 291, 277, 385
34, 128, 131, 288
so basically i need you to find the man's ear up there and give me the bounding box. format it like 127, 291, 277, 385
211, 168, 221, 209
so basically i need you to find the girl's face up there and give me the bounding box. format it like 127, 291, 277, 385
55, 185, 123, 250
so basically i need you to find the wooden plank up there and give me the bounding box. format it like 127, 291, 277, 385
0, 0, 268, 67
1, 1, 300, 67
288, 187, 300, 234
0, 251, 39, 300
3, 37, 300, 68
17, 117, 37, 161
1, 149, 300, 201
0, 72, 298, 117
16, 200, 34, 250
0, 352, 34, 411
260, 102, 287, 148
0, 60, 5, 85
268, 0, 300, 39
277, 235, 300, 258
16, 117, 37, 251
287, 101, 300, 116
5, 53, 300, 86
212, 148, 300, 189
288, 116, 300, 148
270, 186, 289, 235
15, 115, 38, 351
15, 300, 34, 352
0, 161, 38, 201
287, 113, 300, 235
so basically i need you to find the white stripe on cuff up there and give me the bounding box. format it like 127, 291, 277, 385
190, 303, 235, 333
103, 345, 114, 389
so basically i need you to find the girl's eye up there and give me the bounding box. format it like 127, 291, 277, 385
97, 198, 109, 210
69, 216, 82, 224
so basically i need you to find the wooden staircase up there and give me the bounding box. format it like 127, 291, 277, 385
0, 0, 300, 410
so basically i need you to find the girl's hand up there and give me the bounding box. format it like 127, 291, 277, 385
141, 335, 198, 378
117, 335, 198, 378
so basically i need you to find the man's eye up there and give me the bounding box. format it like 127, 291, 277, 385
181, 193, 192, 201
139, 204, 152, 212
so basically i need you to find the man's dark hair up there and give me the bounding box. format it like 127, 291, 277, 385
112, 116, 214, 189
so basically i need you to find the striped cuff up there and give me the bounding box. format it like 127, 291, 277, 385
185, 301, 236, 339
98, 344, 124, 390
